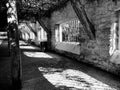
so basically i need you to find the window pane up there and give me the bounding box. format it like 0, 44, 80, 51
61, 19, 81, 42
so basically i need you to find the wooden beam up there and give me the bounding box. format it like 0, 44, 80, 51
37, 18, 52, 50
37, 18, 51, 34
35, 15, 52, 50
34, 13, 50, 34
70, 0, 96, 39
25, 22, 37, 36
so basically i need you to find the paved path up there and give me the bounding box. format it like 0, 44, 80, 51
21, 45, 120, 90
0, 40, 9, 56
0, 40, 11, 90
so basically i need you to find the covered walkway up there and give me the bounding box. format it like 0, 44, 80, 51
0, 0, 120, 90
20, 41, 120, 90
0, 40, 120, 90
0, 39, 12, 90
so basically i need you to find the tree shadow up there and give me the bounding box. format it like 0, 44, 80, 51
21, 44, 120, 90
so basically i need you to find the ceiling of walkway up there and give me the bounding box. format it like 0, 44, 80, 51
18, 0, 69, 19
0, 0, 69, 21
0, 0, 117, 19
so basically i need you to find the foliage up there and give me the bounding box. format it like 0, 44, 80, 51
18, 0, 69, 15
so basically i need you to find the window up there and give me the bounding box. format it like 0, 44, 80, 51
109, 11, 119, 55
55, 19, 84, 43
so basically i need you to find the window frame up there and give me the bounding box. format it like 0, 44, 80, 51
55, 19, 81, 44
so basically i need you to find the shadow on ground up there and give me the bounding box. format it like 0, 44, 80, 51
20, 43, 120, 90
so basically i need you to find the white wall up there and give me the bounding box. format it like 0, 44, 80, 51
55, 42, 80, 55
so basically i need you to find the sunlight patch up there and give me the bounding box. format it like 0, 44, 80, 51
20, 46, 39, 49
19, 41, 28, 46
24, 52, 53, 58
38, 67, 117, 90
0, 40, 3, 45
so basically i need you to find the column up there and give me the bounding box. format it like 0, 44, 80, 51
6, 0, 21, 89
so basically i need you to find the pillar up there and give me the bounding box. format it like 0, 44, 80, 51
6, 0, 21, 89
